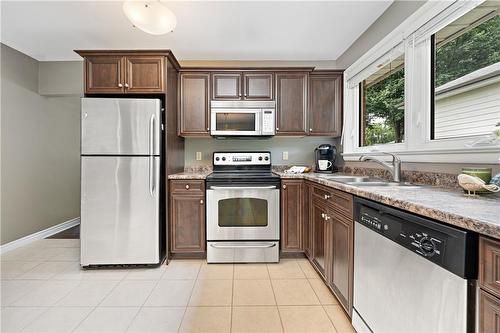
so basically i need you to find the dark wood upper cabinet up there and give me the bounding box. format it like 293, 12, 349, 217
275, 72, 308, 135
179, 73, 210, 136
243, 73, 274, 100
308, 72, 343, 136
84, 56, 125, 94
169, 180, 206, 256
281, 180, 303, 253
212, 73, 242, 100
125, 56, 165, 93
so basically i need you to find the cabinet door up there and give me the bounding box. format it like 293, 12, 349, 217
480, 290, 500, 333
212, 73, 242, 100
275, 72, 308, 135
480, 237, 500, 298
179, 73, 210, 136
243, 73, 274, 100
85, 56, 124, 94
329, 211, 353, 313
311, 199, 328, 278
125, 56, 165, 93
303, 182, 312, 258
281, 180, 303, 253
309, 73, 342, 136
170, 193, 206, 254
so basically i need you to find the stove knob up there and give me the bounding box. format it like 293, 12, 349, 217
215, 157, 220, 161
264, 156, 269, 161
258, 156, 263, 161
222, 157, 226, 161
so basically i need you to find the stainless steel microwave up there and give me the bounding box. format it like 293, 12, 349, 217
210, 101, 276, 137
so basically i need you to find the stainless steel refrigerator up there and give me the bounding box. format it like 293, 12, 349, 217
80, 98, 163, 266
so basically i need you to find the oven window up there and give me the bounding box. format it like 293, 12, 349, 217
216, 113, 256, 131
218, 198, 268, 227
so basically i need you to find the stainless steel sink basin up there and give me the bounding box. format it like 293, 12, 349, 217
345, 181, 421, 188
316, 175, 370, 182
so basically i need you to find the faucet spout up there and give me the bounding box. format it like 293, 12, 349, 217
359, 152, 401, 182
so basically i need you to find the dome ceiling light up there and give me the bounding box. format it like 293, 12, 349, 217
122, 0, 177, 35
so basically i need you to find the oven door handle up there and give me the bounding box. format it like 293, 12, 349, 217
210, 243, 277, 249
210, 186, 277, 190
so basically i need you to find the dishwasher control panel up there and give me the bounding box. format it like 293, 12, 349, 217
355, 197, 478, 279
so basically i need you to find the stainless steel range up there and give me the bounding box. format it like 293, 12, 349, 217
206, 152, 280, 263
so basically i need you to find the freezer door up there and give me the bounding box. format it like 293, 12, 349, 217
81, 156, 160, 265
81, 98, 161, 155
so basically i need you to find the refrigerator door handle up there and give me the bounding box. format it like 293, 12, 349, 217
149, 114, 156, 197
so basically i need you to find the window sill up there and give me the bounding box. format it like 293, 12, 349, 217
342, 146, 500, 164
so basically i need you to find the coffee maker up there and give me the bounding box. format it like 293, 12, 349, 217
314, 144, 337, 173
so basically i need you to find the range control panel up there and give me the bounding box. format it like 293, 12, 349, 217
213, 152, 271, 166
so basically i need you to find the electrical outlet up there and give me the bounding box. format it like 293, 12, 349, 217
196, 152, 202, 161
282, 151, 289, 160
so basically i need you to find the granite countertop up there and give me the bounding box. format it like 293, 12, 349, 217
277, 171, 500, 239
168, 171, 211, 180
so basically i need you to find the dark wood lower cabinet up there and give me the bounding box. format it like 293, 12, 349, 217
169, 180, 206, 256
281, 180, 303, 253
480, 290, 500, 333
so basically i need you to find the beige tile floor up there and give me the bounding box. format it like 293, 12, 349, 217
1, 239, 356, 333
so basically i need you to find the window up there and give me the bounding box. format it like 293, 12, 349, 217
431, 1, 500, 140
360, 54, 405, 146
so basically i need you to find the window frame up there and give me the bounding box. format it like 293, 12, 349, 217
342, 0, 500, 164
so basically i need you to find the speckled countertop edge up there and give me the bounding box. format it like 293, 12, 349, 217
168, 170, 500, 239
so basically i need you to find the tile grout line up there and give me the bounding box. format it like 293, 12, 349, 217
267, 262, 286, 333
177, 260, 202, 333
230, 263, 234, 333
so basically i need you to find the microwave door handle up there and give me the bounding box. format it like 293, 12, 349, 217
210, 186, 277, 190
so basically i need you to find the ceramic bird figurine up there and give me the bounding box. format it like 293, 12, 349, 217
458, 174, 500, 196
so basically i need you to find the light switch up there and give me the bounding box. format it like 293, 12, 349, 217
282, 151, 288, 160
196, 152, 202, 161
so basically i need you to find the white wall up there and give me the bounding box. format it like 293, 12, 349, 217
1, 44, 81, 245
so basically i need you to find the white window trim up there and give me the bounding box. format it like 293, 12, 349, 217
342, 0, 500, 164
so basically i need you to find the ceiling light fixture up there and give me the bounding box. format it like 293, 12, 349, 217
122, 0, 177, 35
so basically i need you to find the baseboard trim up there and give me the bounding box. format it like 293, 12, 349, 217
0, 217, 80, 254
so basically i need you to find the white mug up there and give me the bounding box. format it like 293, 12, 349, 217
318, 160, 332, 171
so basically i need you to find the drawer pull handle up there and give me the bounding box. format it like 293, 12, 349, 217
185, 184, 190, 189
324, 194, 331, 200
200, 199, 204, 204
283, 185, 287, 189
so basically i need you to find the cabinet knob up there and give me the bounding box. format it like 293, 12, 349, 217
325, 215, 331, 221
185, 184, 190, 189
124, 83, 129, 88
200, 199, 204, 205
282, 184, 287, 189
118, 83, 123, 88
207, 127, 210, 131
310, 128, 313, 132
276, 127, 279, 131
324, 194, 331, 200
321, 213, 325, 219
239, 94, 242, 97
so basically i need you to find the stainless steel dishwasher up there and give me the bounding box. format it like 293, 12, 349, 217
352, 197, 478, 333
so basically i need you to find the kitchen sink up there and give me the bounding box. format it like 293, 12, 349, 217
345, 181, 421, 188
316, 175, 370, 182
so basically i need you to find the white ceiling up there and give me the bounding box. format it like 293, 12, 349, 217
1, 1, 392, 62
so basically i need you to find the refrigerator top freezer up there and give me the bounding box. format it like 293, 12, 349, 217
81, 98, 161, 156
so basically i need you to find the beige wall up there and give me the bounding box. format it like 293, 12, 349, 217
1, 44, 81, 245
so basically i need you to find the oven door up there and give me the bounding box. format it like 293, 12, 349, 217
206, 185, 279, 240
210, 109, 261, 136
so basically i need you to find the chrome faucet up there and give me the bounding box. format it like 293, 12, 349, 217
359, 152, 402, 182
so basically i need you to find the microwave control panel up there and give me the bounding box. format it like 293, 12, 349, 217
261, 110, 276, 135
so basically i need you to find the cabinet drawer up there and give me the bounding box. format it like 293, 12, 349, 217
479, 290, 500, 333
480, 237, 500, 298
170, 180, 205, 193
311, 184, 353, 217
